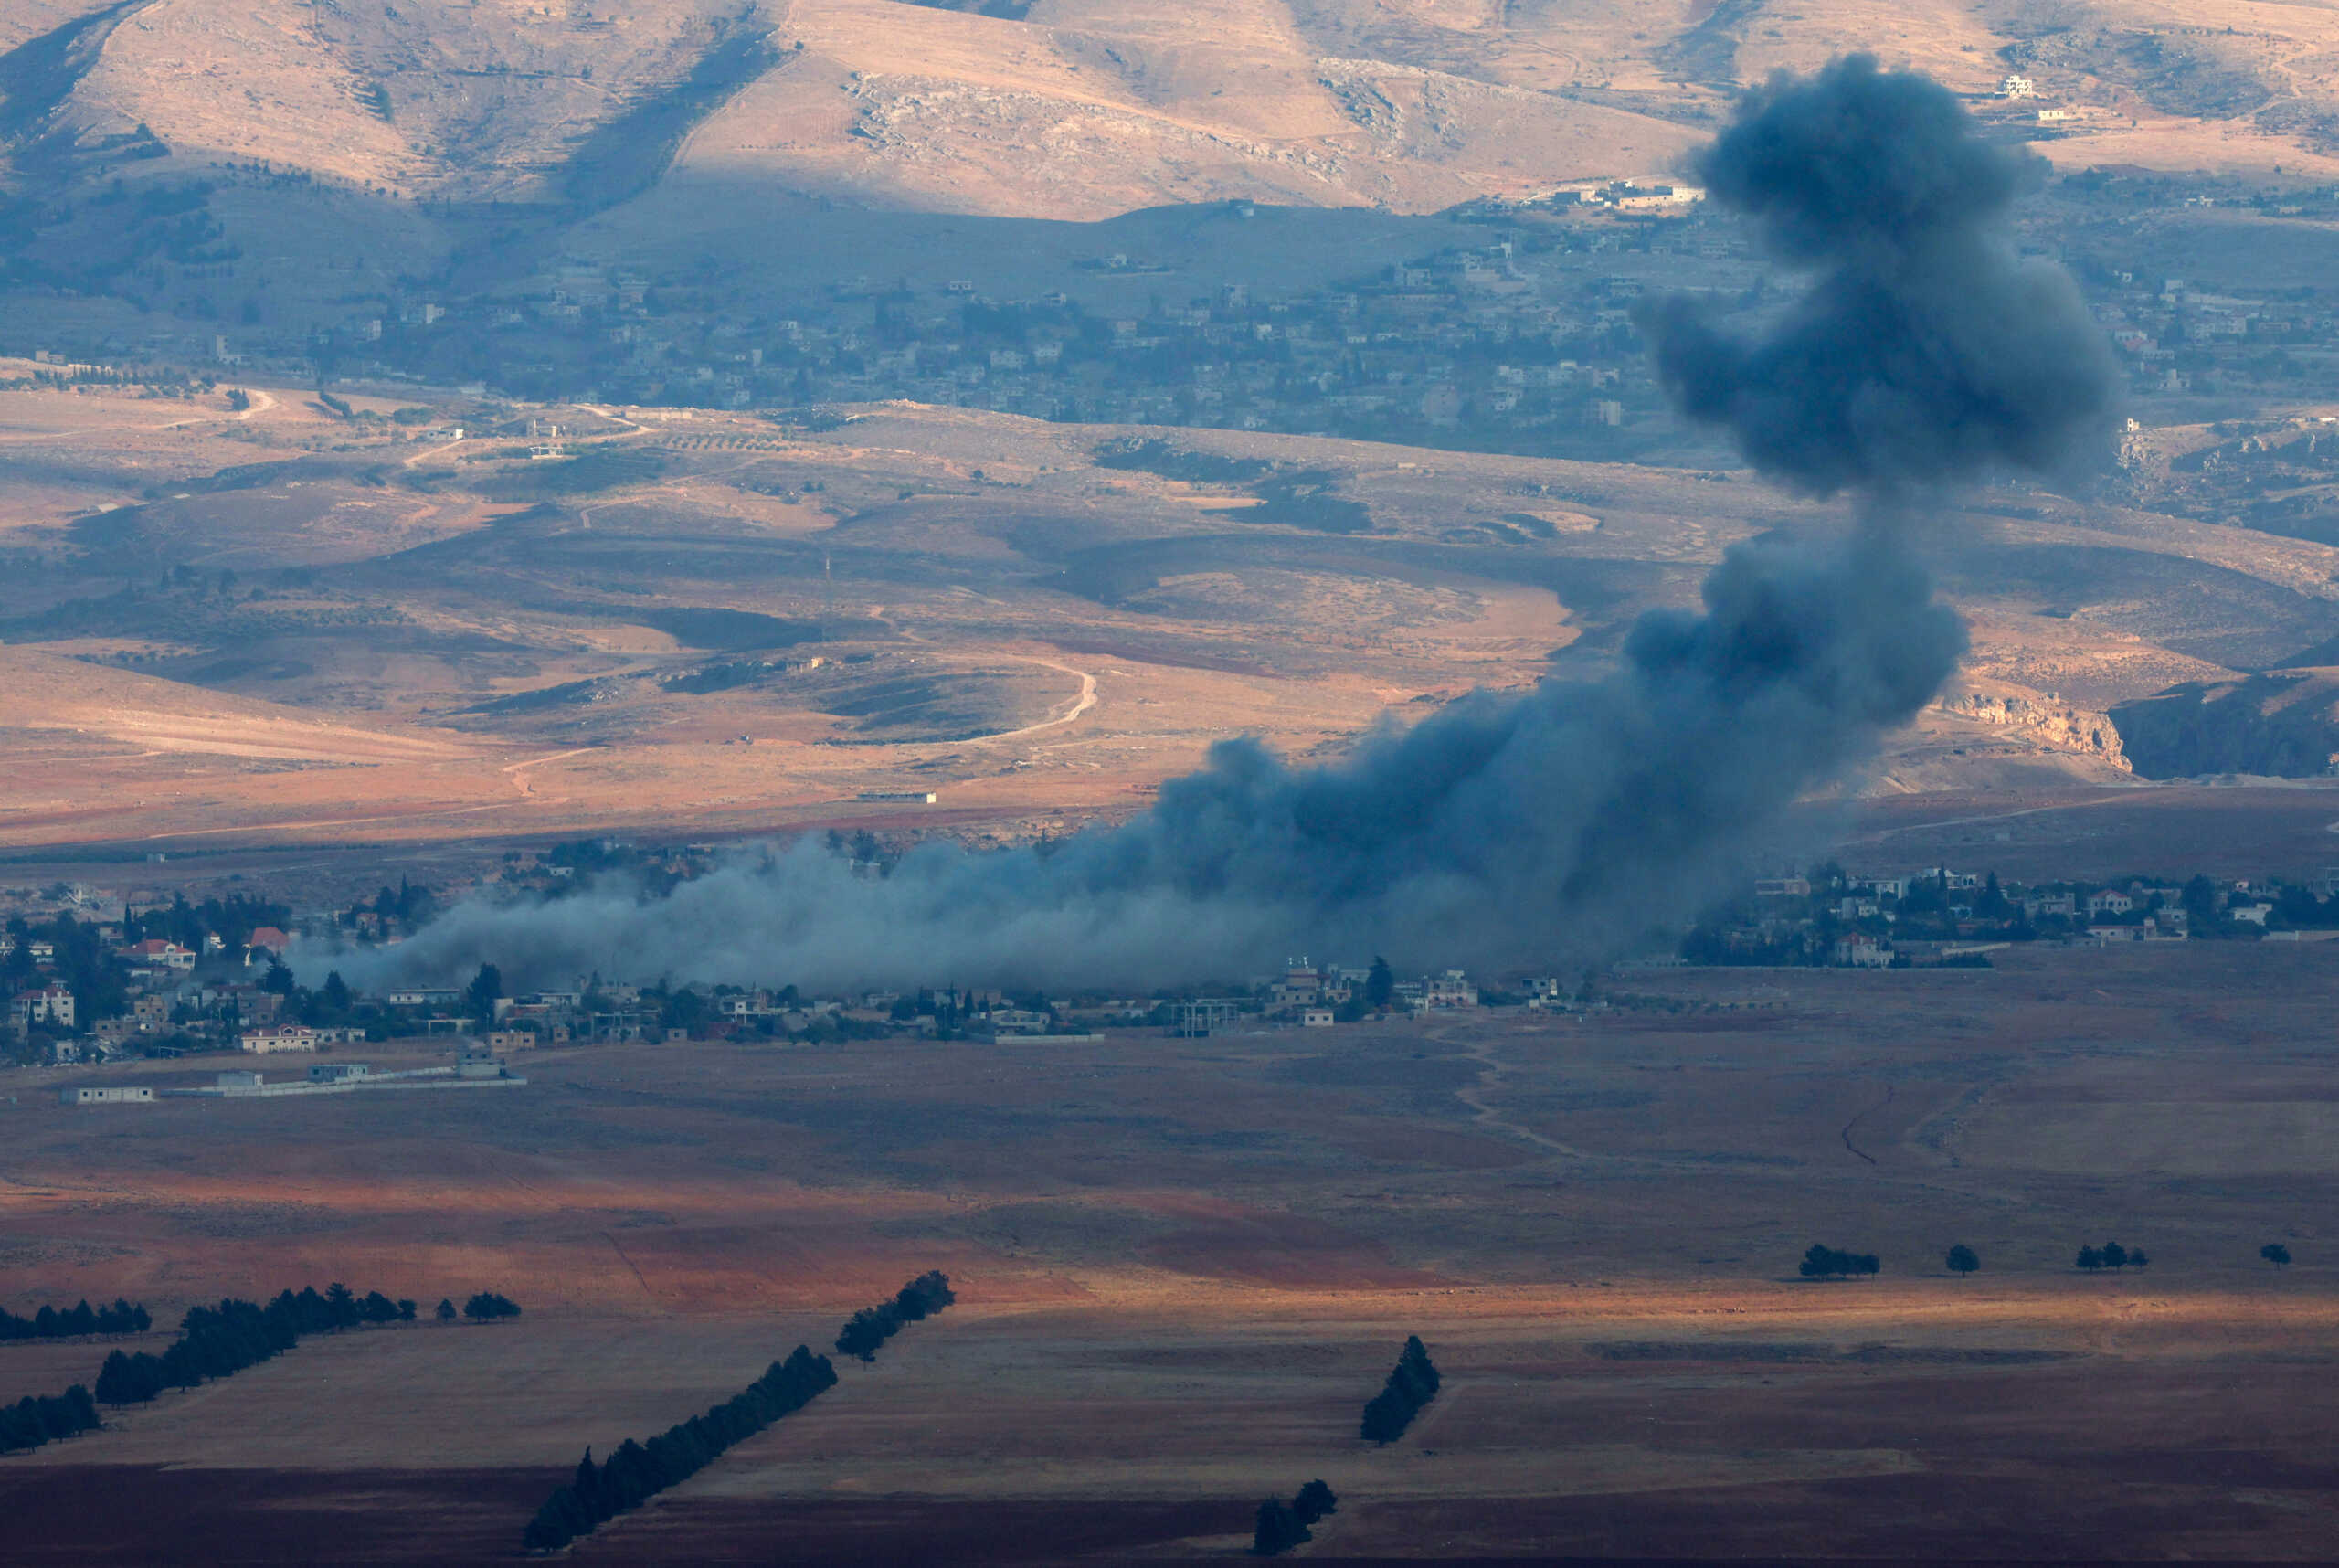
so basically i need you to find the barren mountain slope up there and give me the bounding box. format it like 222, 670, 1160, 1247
12, 0, 2339, 231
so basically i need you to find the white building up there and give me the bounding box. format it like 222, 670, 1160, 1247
386, 988, 461, 1009
61, 1086, 154, 1106
1424, 970, 1479, 1009
240, 1025, 320, 1054
1833, 935, 1893, 969
14, 984, 74, 1030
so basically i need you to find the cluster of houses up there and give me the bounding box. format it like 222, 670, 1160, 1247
19, 852, 2339, 1083
273, 200, 1752, 446
1703, 867, 2310, 969
1261, 959, 1483, 1024
5, 924, 297, 1064
305, 170, 2329, 451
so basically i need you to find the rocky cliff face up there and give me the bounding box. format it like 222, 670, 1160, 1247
1932, 685, 2129, 771
2110, 670, 2339, 779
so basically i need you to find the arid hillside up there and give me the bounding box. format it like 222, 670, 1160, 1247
7, 369, 2339, 853
6, 0, 2339, 297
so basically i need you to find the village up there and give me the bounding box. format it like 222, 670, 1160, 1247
9, 839, 2339, 1085
276, 183, 2339, 461
16, 114, 2339, 475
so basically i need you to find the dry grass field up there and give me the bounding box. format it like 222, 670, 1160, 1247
3, 942, 2339, 1561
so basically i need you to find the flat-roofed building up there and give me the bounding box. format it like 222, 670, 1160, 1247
60, 1086, 154, 1106
240, 1025, 320, 1054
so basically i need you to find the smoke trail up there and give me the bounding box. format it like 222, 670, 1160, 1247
327, 56, 2111, 993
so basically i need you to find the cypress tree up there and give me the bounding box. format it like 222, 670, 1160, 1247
1360, 1336, 1441, 1443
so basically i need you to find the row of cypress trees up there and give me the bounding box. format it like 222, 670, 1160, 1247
1360, 1335, 1441, 1444
0, 1299, 152, 1341
834, 1270, 956, 1361
522, 1344, 840, 1552
0, 1384, 101, 1455
93, 1284, 433, 1404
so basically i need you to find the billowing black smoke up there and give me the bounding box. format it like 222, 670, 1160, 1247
1643, 55, 2117, 493
330, 56, 2111, 993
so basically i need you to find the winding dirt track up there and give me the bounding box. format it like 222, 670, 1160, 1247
985, 657, 1098, 741
1450, 1032, 1596, 1160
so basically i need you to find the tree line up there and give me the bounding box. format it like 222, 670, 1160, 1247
2077, 1242, 2149, 1271
0, 1384, 101, 1455
1794, 1239, 2327, 1277
1799, 1245, 1881, 1279
522, 1345, 839, 1552
0, 1298, 151, 1340
835, 1270, 955, 1361
1253, 1479, 1339, 1556
1360, 1335, 1441, 1444
93, 1282, 502, 1404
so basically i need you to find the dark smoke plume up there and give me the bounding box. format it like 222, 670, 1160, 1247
331, 57, 2111, 994
1643, 55, 2117, 493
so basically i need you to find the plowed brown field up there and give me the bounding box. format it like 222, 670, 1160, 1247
5, 943, 2339, 1560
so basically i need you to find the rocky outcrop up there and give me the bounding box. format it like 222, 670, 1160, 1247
1931, 687, 2128, 771
2109, 670, 2339, 779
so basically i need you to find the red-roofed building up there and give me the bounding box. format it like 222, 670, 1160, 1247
244, 927, 291, 965
120, 938, 196, 972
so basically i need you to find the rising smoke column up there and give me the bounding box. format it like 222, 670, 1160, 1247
1643, 55, 2116, 493
340, 56, 2112, 994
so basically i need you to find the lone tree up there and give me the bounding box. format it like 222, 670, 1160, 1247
434, 1298, 457, 1323
2076, 1246, 2102, 1271
1360, 1335, 1440, 1444
2262, 1243, 2292, 1268
1945, 1244, 1980, 1277
1291, 1479, 1339, 1525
